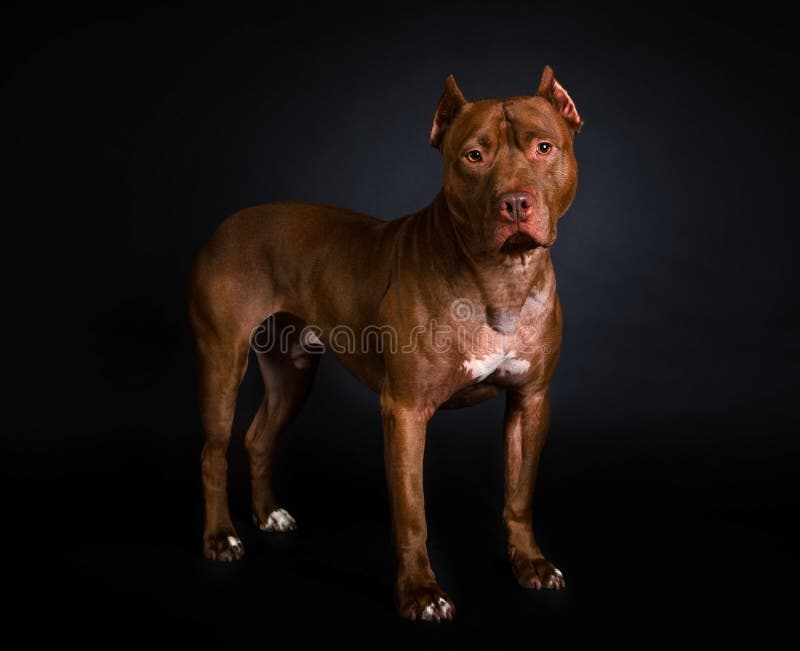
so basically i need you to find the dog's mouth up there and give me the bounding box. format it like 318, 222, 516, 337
500, 232, 541, 254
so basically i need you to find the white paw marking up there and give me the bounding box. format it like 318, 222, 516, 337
462, 350, 530, 381
259, 508, 297, 532
226, 535, 242, 548
421, 597, 452, 622
554, 568, 563, 578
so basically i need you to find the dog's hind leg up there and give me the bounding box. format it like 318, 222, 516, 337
189, 244, 275, 562
194, 325, 251, 561
245, 313, 320, 532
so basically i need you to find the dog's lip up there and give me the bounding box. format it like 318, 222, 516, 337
500, 232, 541, 253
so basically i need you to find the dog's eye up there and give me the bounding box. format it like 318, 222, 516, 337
536, 142, 553, 155
466, 150, 483, 163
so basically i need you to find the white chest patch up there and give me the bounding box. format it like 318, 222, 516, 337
461, 350, 531, 381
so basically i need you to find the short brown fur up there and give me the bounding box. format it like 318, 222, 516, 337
189, 66, 582, 621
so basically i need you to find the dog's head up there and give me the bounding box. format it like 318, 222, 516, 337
431, 66, 582, 256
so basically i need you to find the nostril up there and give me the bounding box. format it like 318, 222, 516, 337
498, 193, 522, 221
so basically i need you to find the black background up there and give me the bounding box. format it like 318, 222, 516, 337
3, 2, 797, 646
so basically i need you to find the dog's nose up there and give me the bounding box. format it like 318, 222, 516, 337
498, 192, 534, 222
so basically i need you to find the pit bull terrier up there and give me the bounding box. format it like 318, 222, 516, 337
188, 65, 582, 622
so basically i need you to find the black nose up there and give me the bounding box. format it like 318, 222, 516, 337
498, 192, 534, 222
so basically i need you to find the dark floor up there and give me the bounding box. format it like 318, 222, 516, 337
5, 354, 796, 647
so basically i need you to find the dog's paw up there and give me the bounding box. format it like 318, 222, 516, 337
204, 533, 245, 562
398, 584, 455, 623
513, 556, 565, 590
256, 508, 297, 532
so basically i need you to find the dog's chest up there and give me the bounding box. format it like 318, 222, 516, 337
461, 346, 530, 382
458, 322, 534, 384
457, 294, 552, 385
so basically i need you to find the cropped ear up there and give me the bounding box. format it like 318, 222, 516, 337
430, 74, 467, 149
537, 65, 583, 133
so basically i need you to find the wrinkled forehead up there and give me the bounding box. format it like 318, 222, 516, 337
446, 96, 570, 150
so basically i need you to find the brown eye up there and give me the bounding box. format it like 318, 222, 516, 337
466, 150, 483, 163
536, 142, 553, 155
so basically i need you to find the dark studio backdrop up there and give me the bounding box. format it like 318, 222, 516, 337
3, 2, 797, 646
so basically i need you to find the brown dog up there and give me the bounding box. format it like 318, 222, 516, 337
188, 65, 582, 622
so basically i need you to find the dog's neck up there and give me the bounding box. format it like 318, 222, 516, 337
423, 192, 555, 332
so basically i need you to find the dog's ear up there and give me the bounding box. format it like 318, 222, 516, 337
537, 65, 583, 133
430, 75, 467, 149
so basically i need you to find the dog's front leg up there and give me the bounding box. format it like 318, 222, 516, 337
381, 392, 454, 622
503, 389, 565, 589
